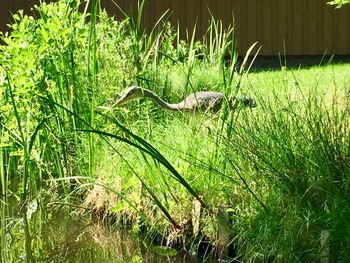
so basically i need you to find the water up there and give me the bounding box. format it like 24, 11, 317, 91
0, 196, 217, 263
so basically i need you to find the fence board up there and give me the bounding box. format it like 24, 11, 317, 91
256, 0, 263, 53
286, 0, 293, 54
323, 2, 333, 54
338, 7, 348, 54
332, 6, 340, 55
1, 0, 350, 55
186, 0, 196, 39
348, 7, 350, 55
292, 0, 302, 55
309, 0, 318, 55
262, 0, 272, 55
231, 0, 242, 54
277, 0, 287, 55
246, 0, 257, 53
317, 0, 325, 54
240, 0, 248, 55
1, 2, 8, 33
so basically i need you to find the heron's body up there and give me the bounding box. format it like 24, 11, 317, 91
169, 91, 225, 112
113, 86, 256, 112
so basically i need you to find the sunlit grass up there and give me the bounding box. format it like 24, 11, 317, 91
96, 63, 350, 260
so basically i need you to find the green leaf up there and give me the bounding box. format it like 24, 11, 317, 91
122, 175, 139, 191
111, 201, 127, 213
12, 14, 20, 21
40, 28, 49, 42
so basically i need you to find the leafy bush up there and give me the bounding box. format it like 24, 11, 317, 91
0, 1, 91, 197
328, 0, 350, 8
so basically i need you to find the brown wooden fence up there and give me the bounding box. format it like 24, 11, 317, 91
1, 0, 350, 55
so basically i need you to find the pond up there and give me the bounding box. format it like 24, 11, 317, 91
0, 196, 219, 263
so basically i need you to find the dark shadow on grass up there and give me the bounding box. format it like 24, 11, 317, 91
237, 55, 350, 72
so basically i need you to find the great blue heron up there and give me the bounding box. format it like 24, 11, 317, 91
112, 85, 257, 112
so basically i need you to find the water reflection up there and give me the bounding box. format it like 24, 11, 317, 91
0, 196, 216, 263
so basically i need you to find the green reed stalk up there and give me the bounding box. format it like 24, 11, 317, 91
0, 132, 5, 197
87, 0, 100, 177
0, 199, 6, 262
4, 73, 29, 200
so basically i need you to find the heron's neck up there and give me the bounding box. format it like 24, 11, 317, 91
143, 89, 180, 111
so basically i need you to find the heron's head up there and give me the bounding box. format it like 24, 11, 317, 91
238, 96, 257, 108
114, 85, 144, 106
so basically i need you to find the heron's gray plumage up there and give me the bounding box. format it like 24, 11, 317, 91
113, 85, 256, 112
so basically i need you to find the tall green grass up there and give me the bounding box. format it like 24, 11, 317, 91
221, 84, 350, 261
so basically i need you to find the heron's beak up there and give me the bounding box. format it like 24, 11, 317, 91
112, 93, 138, 108
114, 95, 128, 106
